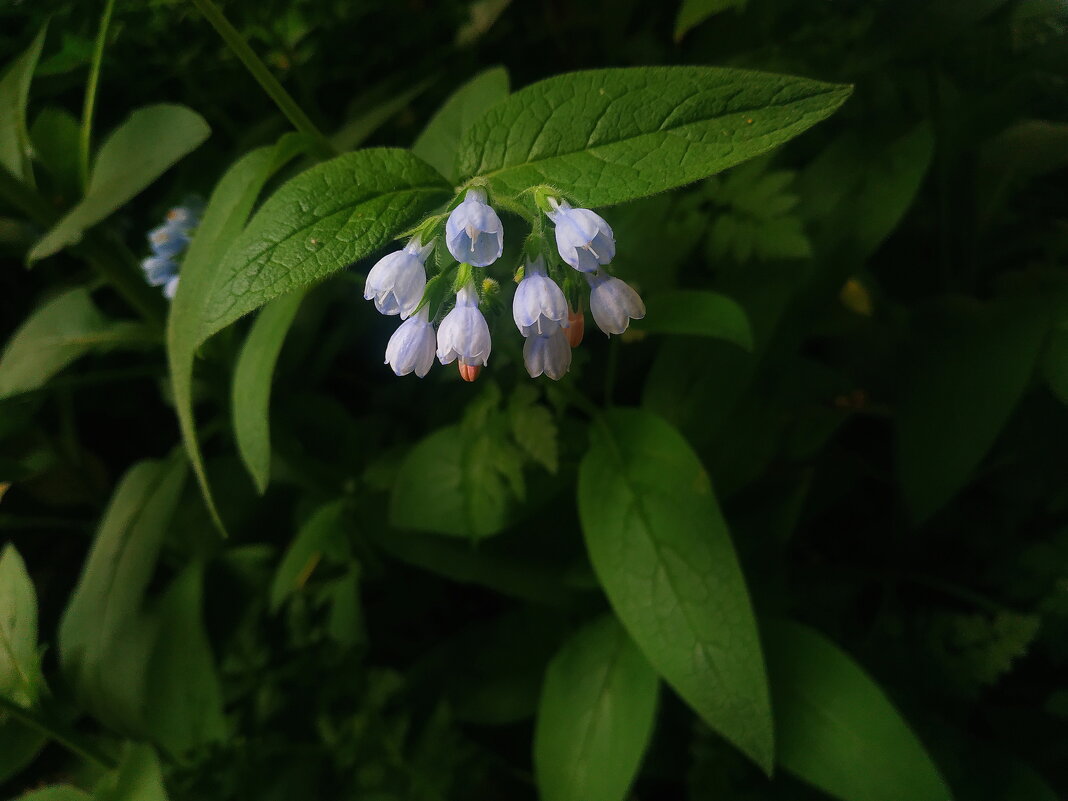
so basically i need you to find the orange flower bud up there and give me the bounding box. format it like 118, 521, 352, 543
566, 308, 585, 348
458, 362, 482, 382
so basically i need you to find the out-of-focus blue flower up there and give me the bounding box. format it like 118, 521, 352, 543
523, 327, 572, 380
141, 204, 200, 300
364, 238, 433, 318
436, 280, 492, 367
587, 271, 645, 335
385, 305, 436, 378
445, 189, 504, 267
147, 224, 190, 259
512, 256, 569, 337
546, 198, 615, 273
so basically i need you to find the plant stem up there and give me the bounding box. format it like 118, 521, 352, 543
188, 0, 336, 159
80, 0, 117, 190
0, 696, 117, 770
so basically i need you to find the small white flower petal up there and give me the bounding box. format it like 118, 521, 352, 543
547, 200, 615, 273
523, 327, 572, 380
436, 281, 492, 366
512, 257, 569, 337
364, 249, 427, 318
445, 189, 504, 267
385, 306, 437, 377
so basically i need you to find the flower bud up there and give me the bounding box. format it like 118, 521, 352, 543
458, 363, 482, 382
566, 306, 585, 347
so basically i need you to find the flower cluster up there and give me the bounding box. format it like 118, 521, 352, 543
140, 204, 200, 299
364, 187, 644, 382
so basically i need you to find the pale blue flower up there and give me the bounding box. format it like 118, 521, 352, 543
163, 276, 180, 300
436, 280, 492, 366
523, 326, 572, 380
445, 189, 504, 267
547, 198, 615, 273
141, 256, 178, 287
587, 271, 645, 335
512, 256, 568, 337
147, 224, 190, 259
364, 238, 433, 318
385, 305, 436, 378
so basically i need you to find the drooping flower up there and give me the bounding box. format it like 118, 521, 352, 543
437, 280, 492, 367
458, 363, 482, 382
512, 256, 568, 337
364, 238, 433, 318
587, 271, 645, 335
384, 305, 436, 378
141, 203, 200, 300
445, 189, 504, 267
523, 327, 572, 380
546, 198, 615, 273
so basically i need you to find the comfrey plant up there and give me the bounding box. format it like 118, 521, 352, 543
140, 202, 201, 299
364, 185, 643, 382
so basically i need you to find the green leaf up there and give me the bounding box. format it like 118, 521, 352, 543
0, 287, 154, 400
30, 107, 82, 199
28, 104, 210, 262
577, 408, 773, 770
94, 744, 168, 801
390, 424, 515, 539
168, 137, 307, 533
675, 0, 747, 41
232, 289, 306, 494
765, 620, 951, 801
270, 500, 351, 612
201, 148, 450, 335
58, 456, 187, 733
12, 787, 92, 801
457, 67, 850, 207
0, 544, 41, 707
534, 615, 658, 801
897, 296, 1050, 520
0, 25, 47, 183
509, 384, 558, 473
0, 718, 45, 784
633, 290, 753, 349
978, 120, 1068, 225
413, 67, 510, 182
143, 564, 227, 756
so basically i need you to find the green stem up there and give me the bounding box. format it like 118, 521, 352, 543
80, 0, 117, 190
188, 0, 335, 159
0, 696, 117, 770
0, 164, 166, 329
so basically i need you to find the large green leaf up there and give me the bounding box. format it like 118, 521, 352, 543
94, 744, 168, 801
143, 564, 227, 756
534, 615, 658, 801
0, 25, 47, 183
0, 287, 153, 399
457, 67, 850, 207
413, 67, 510, 182
29, 104, 210, 261
200, 148, 450, 334
577, 408, 773, 770
167, 137, 307, 532
634, 289, 753, 349
232, 289, 306, 493
58, 456, 187, 734
897, 296, 1050, 520
0, 545, 41, 706
766, 620, 951, 801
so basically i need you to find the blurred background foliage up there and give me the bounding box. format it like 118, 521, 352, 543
1, 0, 1067, 799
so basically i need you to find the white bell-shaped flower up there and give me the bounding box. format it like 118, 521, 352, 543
523, 327, 572, 380
512, 256, 569, 337
436, 280, 492, 367
384, 305, 437, 378
547, 198, 615, 273
445, 189, 504, 267
364, 238, 433, 318
587, 271, 645, 335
